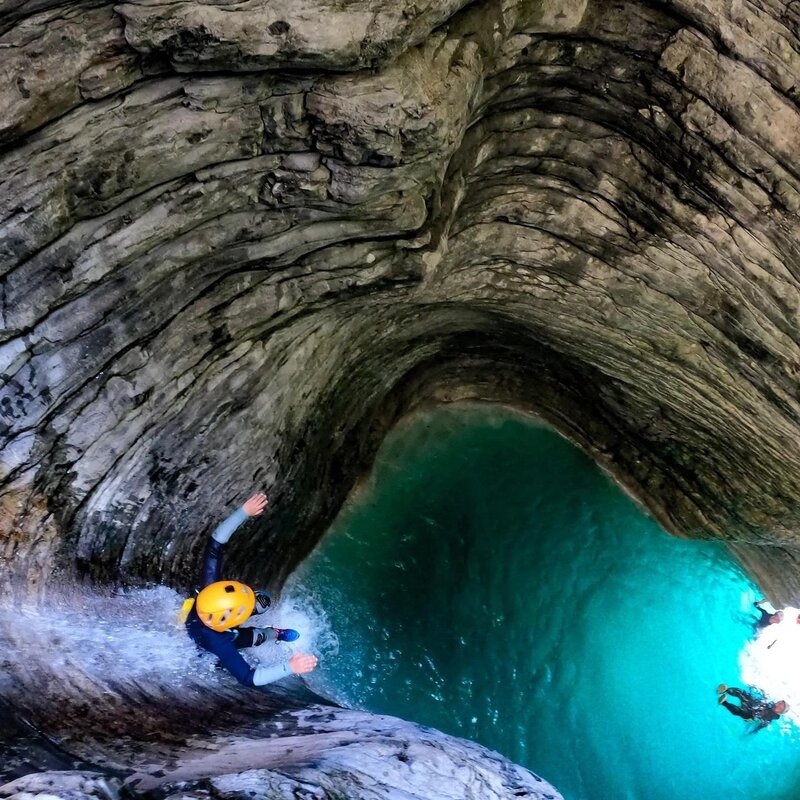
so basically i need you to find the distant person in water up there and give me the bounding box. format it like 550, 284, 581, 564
753, 599, 783, 630
184, 492, 317, 687
716, 684, 788, 732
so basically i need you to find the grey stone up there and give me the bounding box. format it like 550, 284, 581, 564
115, 0, 473, 73
5, 0, 800, 797
0, 771, 122, 800
0, 2, 142, 145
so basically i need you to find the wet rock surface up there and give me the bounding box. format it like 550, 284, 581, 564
0, 706, 560, 800
4, 0, 800, 797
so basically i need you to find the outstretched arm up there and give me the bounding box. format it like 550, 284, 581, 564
199, 493, 268, 587
252, 653, 318, 686
206, 636, 318, 687
212, 493, 268, 544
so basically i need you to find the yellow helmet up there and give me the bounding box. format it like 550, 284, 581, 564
195, 580, 255, 631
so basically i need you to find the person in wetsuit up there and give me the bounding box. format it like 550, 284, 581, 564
185, 492, 317, 686
716, 685, 788, 732
753, 599, 783, 630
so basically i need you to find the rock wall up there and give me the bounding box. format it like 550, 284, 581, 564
4, 0, 800, 796
5, 0, 800, 594
0, 704, 561, 800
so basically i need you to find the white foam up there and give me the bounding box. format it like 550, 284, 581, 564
238, 587, 332, 668
278, 576, 349, 704
739, 606, 800, 727
0, 580, 341, 713
0, 586, 222, 702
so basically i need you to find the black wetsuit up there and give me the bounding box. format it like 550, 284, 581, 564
185, 508, 289, 686
755, 607, 776, 630
721, 688, 782, 731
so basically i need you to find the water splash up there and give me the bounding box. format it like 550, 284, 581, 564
279, 578, 342, 702
236, 585, 337, 674
0, 586, 208, 697
0, 584, 333, 729
740, 605, 800, 727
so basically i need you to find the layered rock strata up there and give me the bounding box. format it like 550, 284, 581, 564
0, 705, 561, 800
4, 0, 800, 796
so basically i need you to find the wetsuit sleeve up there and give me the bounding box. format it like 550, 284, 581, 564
200, 539, 224, 588
212, 508, 249, 544
198, 508, 249, 587
204, 634, 292, 687
251, 662, 293, 686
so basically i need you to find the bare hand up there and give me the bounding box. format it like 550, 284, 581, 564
243, 493, 268, 517
289, 653, 318, 675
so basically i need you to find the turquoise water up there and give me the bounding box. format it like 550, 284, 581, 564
289, 406, 800, 800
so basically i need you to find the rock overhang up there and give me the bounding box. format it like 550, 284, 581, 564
3, 1, 800, 791
4, 0, 800, 594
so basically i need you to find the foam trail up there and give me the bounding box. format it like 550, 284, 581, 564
0, 584, 335, 728
0, 587, 209, 695
740, 606, 800, 727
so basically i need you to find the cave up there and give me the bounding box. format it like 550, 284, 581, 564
4, 0, 800, 798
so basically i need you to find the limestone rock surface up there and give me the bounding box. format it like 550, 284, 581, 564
5, 0, 800, 797
0, 708, 562, 800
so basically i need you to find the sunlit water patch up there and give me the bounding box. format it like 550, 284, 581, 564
740, 607, 800, 725
287, 405, 800, 800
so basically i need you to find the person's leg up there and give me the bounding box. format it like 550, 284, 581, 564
254, 627, 278, 645
232, 627, 257, 649
722, 688, 760, 717
233, 627, 278, 648
726, 688, 748, 702
252, 626, 299, 644
721, 701, 752, 720
739, 696, 760, 717
251, 590, 272, 615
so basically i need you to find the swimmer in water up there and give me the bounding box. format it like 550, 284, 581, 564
753, 599, 783, 630
716, 685, 788, 732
